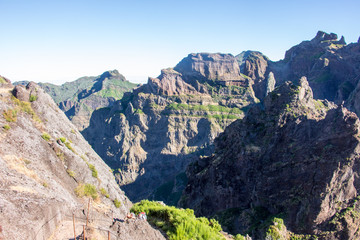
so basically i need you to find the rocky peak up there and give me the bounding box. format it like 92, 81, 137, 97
174, 53, 243, 81
99, 69, 123, 80
312, 30, 338, 43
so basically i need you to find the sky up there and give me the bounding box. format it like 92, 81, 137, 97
0, 0, 359, 85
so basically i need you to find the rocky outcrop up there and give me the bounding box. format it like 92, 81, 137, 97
0, 81, 162, 240
82, 53, 259, 203
181, 78, 360, 239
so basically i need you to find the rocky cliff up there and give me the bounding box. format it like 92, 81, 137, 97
0, 79, 164, 240
181, 78, 360, 239
82, 53, 260, 203
38, 70, 137, 131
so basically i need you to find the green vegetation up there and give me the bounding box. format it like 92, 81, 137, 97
114, 198, 121, 208
58, 137, 66, 143
66, 169, 76, 178
3, 124, 10, 130
71, 129, 76, 134
64, 141, 75, 153
88, 163, 98, 178
100, 188, 109, 198
0, 76, 6, 84
75, 183, 98, 200
134, 108, 144, 114
131, 200, 225, 240
265, 218, 285, 240
42, 182, 49, 188
41, 132, 51, 141
11, 96, 42, 122
3, 109, 17, 122
29, 95, 37, 102
166, 103, 242, 114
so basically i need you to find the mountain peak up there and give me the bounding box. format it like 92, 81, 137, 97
99, 69, 123, 80
173, 52, 243, 81
313, 30, 338, 42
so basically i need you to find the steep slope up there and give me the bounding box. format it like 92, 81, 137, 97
39, 70, 138, 131
82, 53, 260, 202
0, 80, 164, 240
181, 78, 360, 239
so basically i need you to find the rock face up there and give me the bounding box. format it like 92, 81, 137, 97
0, 80, 162, 240
82, 53, 260, 203
181, 78, 360, 239
38, 70, 137, 131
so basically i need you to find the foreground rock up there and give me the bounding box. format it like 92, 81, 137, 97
0, 80, 162, 240
181, 78, 360, 239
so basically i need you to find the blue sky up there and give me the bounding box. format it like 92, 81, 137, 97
1, 0, 359, 84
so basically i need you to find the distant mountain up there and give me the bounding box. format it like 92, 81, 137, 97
36, 70, 138, 131
0, 80, 165, 239
181, 78, 360, 239
82, 53, 262, 203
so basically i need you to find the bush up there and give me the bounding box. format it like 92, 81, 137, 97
58, 137, 66, 143
86, 163, 98, 178
67, 169, 76, 178
3, 109, 17, 122
29, 95, 37, 102
100, 188, 109, 198
75, 183, 98, 200
131, 200, 225, 240
3, 124, 10, 130
64, 141, 75, 153
114, 198, 121, 208
41, 132, 51, 141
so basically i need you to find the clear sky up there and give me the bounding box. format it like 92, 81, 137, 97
1, 0, 359, 85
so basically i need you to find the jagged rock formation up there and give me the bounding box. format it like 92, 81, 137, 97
82, 53, 260, 202
36, 70, 137, 131
0, 80, 163, 240
181, 78, 360, 239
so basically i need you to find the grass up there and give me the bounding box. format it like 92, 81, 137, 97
87, 163, 98, 178
67, 169, 76, 178
100, 188, 109, 198
65, 141, 75, 153
41, 132, 51, 141
3, 124, 10, 130
3, 109, 17, 122
75, 183, 98, 200
114, 198, 121, 208
166, 103, 243, 114
11, 96, 42, 123
131, 200, 225, 240
29, 95, 37, 102
0, 76, 6, 84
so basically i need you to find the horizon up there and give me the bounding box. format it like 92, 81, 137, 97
1, 0, 359, 85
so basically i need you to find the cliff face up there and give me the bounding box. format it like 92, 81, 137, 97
181, 78, 360, 239
0, 80, 163, 240
82, 53, 260, 202
39, 70, 137, 131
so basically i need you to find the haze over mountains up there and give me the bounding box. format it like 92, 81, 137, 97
3, 30, 360, 239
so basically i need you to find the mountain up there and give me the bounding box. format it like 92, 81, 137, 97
82, 53, 262, 203
0, 79, 164, 240
32, 70, 138, 131
181, 78, 360, 239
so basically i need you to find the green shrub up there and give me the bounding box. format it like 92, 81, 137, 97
131, 200, 225, 240
64, 141, 75, 153
67, 169, 76, 178
100, 188, 109, 198
87, 163, 98, 178
58, 137, 66, 143
75, 183, 98, 200
3, 109, 17, 122
29, 95, 37, 102
114, 198, 121, 208
41, 132, 51, 141
3, 124, 10, 130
